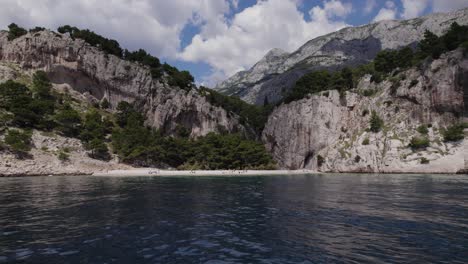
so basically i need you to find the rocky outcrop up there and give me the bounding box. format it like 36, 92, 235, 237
262, 49, 467, 173
0, 130, 133, 176
217, 8, 468, 105
0, 30, 246, 137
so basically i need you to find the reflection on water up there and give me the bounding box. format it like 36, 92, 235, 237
0, 174, 468, 263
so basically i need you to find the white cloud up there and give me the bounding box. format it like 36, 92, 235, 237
401, 0, 429, 19
364, 0, 377, 14
432, 0, 468, 12
373, 1, 398, 21
179, 0, 352, 86
0, 0, 235, 60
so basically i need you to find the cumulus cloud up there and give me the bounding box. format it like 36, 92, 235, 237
363, 0, 377, 14
178, 0, 352, 85
401, 0, 429, 19
0, 0, 236, 60
432, 0, 468, 12
373, 1, 398, 21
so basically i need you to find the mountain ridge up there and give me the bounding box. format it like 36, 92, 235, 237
216, 7, 468, 105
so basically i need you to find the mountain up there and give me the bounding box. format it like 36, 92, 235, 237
0, 30, 247, 138
262, 48, 468, 173
0, 27, 274, 175
216, 8, 468, 105
1, 7, 467, 176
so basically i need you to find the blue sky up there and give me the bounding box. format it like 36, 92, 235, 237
1, 0, 467, 86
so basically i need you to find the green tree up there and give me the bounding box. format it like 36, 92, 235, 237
87, 138, 110, 160
409, 136, 430, 149
7, 23, 27, 40
369, 111, 384, 133
116, 101, 144, 127
53, 104, 81, 137
4, 129, 32, 157
374, 50, 397, 73
418, 30, 443, 59
100, 98, 110, 109
416, 125, 428, 135
442, 124, 465, 142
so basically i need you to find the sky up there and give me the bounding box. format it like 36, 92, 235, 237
1, 0, 468, 87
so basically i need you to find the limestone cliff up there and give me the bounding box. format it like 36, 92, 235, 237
262, 49, 467, 173
0, 30, 247, 137
217, 8, 468, 105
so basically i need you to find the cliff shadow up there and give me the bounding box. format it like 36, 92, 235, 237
47, 65, 105, 100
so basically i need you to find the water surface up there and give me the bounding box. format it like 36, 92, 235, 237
1, 174, 467, 263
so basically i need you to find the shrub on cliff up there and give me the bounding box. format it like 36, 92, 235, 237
100, 98, 110, 109
87, 138, 111, 161
199, 87, 270, 134
284, 69, 355, 103
442, 124, 465, 142
4, 129, 32, 157
369, 111, 384, 133
417, 125, 429, 135
58, 25, 123, 57
57, 151, 70, 162
362, 138, 370, 145
7, 23, 27, 40
409, 136, 430, 150
163, 63, 194, 90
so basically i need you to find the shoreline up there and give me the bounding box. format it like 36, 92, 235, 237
92, 169, 318, 177
0, 169, 466, 177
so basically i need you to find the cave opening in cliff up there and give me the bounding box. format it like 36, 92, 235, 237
303, 151, 315, 169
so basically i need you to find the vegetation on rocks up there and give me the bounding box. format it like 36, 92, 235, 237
7, 23, 27, 40
284, 68, 353, 103
362, 138, 370, 145
369, 111, 384, 133
442, 124, 466, 142
283, 22, 468, 104
4, 129, 32, 157
417, 125, 429, 135
0, 71, 274, 169
111, 102, 275, 169
56, 24, 194, 89
409, 136, 430, 150
199, 87, 272, 134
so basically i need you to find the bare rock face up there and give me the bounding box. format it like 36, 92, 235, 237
263, 49, 467, 173
0, 30, 246, 137
217, 8, 468, 105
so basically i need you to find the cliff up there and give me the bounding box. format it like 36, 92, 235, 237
262, 49, 467, 173
0, 30, 247, 137
217, 8, 468, 105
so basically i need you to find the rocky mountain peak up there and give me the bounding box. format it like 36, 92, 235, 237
216, 7, 468, 105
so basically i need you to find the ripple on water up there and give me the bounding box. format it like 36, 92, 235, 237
1, 174, 468, 263
59, 250, 79, 256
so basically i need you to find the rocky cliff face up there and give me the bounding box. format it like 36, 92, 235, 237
0, 30, 246, 137
217, 8, 468, 105
262, 49, 467, 173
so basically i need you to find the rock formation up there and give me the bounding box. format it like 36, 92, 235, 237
217, 8, 468, 105
0, 30, 247, 137
262, 49, 467, 173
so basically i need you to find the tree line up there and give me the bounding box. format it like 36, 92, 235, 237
283, 22, 468, 104
6, 23, 194, 90
0, 74, 274, 169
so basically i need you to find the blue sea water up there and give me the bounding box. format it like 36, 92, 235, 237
0, 174, 467, 263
